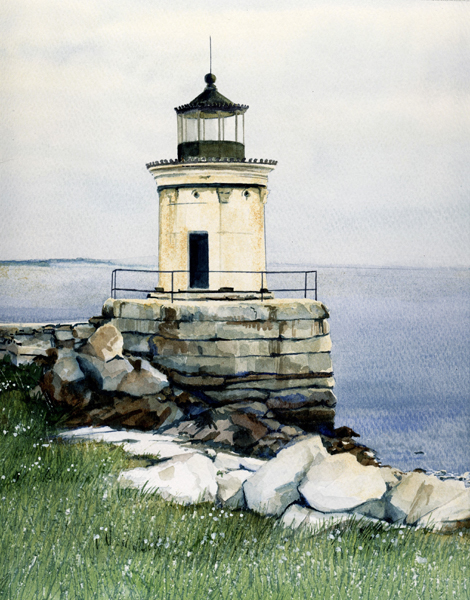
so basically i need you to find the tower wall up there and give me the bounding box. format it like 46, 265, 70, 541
148, 162, 274, 293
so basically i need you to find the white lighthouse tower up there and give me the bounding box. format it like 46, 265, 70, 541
147, 73, 277, 298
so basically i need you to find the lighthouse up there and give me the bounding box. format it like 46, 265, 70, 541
105, 69, 336, 436
146, 73, 277, 298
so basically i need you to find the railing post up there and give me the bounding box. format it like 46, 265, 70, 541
261, 271, 264, 301
315, 271, 317, 301
304, 272, 308, 299
171, 271, 174, 303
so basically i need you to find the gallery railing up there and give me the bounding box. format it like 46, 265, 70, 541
110, 269, 318, 302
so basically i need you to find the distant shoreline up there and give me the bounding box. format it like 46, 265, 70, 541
1, 258, 469, 271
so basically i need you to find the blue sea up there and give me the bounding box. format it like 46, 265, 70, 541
0, 259, 469, 476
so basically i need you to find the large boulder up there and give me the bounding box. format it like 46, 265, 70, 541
417, 489, 470, 532
119, 452, 218, 505
387, 472, 467, 525
243, 435, 327, 516
117, 359, 168, 396
77, 354, 133, 392
83, 323, 123, 362
299, 452, 387, 512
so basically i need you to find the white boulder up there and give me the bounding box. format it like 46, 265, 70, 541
216, 469, 252, 509
417, 488, 470, 532
119, 452, 218, 505
299, 452, 387, 512
388, 472, 467, 525
243, 435, 327, 516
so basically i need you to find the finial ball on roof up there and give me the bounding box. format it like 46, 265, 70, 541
205, 73, 217, 86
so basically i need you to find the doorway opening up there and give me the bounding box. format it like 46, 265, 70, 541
189, 232, 209, 289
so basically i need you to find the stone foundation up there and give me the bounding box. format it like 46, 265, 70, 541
102, 298, 336, 429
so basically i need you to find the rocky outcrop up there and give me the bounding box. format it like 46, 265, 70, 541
2, 316, 379, 462
2, 297, 337, 437
61, 427, 470, 532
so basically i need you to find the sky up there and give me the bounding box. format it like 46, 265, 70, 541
1, 0, 469, 267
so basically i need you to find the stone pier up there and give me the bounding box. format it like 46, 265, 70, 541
102, 297, 336, 430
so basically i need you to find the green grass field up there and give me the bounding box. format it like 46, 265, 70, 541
0, 357, 468, 599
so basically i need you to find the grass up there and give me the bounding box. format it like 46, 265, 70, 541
0, 356, 469, 599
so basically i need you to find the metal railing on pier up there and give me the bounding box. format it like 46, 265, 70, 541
110, 269, 317, 302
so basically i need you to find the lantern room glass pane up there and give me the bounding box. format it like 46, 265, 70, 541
223, 116, 236, 142
184, 117, 198, 142
202, 118, 218, 141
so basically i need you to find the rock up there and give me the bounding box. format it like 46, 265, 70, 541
259, 417, 281, 431
118, 434, 192, 459
417, 489, 470, 532
110, 397, 183, 430
267, 388, 336, 410
387, 472, 467, 525
243, 435, 327, 516
379, 467, 402, 488
333, 426, 360, 438
119, 452, 218, 505
122, 333, 151, 354
39, 352, 91, 408
83, 323, 123, 362
354, 498, 389, 521
204, 388, 269, 404
72, 324, 96, 340
117, 360, 168, 396
55, 328, 74, 342
299, 452, 387, 512
214, 452, 267, 473
170, 402, 274, 451
77, 354, 133, 391
7, 339, 53, 366
216, 469, 252, 509
281, 505, 353, 531
52, 355, 84, 383
268, 406, 336, 431
230, 412, 268, 447
278, 425, 303, 437
154, 352, 333, 378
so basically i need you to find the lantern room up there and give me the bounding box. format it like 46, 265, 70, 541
175, 73, 248, 161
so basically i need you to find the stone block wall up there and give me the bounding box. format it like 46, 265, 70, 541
0, 322, 97, 365
102, 298, 336, 430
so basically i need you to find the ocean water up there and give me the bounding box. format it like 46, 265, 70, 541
1, 260, 469, 475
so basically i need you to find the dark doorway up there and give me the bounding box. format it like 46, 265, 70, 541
189, 232, 209, 289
